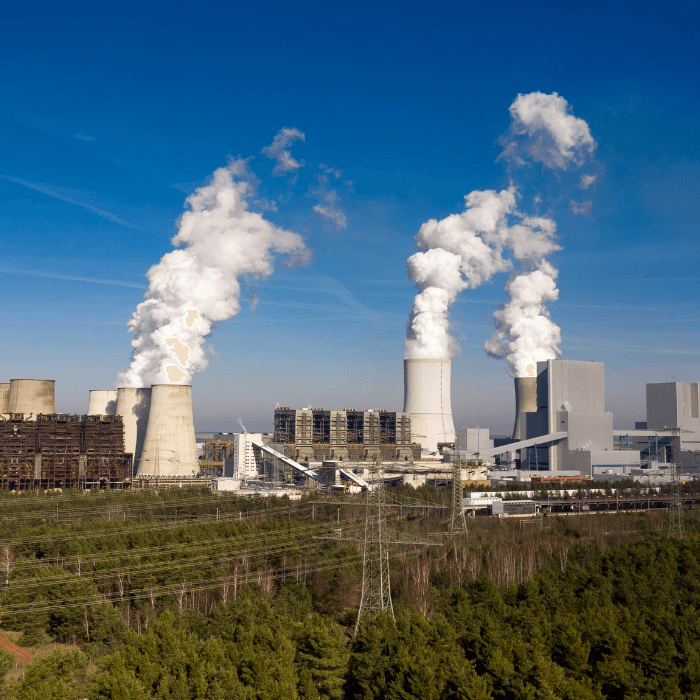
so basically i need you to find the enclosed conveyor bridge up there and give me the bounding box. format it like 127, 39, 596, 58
252, 441, 320, 480
465, 431, 568, 459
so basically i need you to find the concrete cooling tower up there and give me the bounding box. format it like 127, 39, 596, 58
403, 359, 455, 453
0, 384, 10, 414
512, 376, 537, 440
136, 385, 199, 477
116, 387, 152, 474
87, 390, 118, 416
7, 379, 55, 419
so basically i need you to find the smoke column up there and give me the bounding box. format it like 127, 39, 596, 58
405, 91, 595, 376
118, 159, 308, 387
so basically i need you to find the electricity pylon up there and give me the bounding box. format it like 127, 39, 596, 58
448, 457, 468, 535
355, 458, 394, 633
668, 428, 685, 539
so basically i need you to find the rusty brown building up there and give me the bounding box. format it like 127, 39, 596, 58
0, 414, 131, 489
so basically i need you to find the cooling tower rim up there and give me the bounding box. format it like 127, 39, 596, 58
148, 383, 193, 388
89, 388, 119, 392
403, 358, 451, 364
9, 378, 55, 382
116, 386, 151, 390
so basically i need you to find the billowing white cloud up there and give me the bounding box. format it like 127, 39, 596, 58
500, 92, 596, 170
118, 159, 308, 387
261, 127, 306, 175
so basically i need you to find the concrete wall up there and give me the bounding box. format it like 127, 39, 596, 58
8, 379, 55, 418
0, 384, 9, 414
647, 382, 700, 450
87, 390, 118, 416
116, 388, 151, 473
403, 358, 455, 452
137, 385, 199, 477
564, 410, 613, 451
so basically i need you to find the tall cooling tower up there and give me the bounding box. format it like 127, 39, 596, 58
116, 387, 152, 473
512, 376, 537, 440
0, 384, 10, 414
403, 359, 455, 452
8, 379, 55, 418
137, 385, 199, 477
87, 390, 118, 416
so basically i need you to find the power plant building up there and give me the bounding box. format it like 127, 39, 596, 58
274, 407, 412, 461
223, 432, 263, 479
0, 413, 131, 489
516, 360, 641, 474
646, 382, 700, 449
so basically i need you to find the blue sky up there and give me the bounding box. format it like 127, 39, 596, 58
1, 0, 698, 434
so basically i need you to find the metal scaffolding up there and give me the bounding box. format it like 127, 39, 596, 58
0, 414, 130, 489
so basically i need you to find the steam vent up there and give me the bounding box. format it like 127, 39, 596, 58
402, 359, 455, 453
137, 384, 199, 477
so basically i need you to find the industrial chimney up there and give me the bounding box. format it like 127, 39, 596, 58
403, 359, 455, 453
0, 384, 10, 414
136, 384, 199, 477
87, 390, 118, 416
8, 379, 55, 419
116, 387, 152, 474
512, 376, 537, 440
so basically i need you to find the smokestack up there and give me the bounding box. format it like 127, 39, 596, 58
116, 388, 152, 474
136, 385, 199, 477
87, 390, 118, 416
0, 384, 10, 414
512, 376, 537, 440
8, 379, 55, 419
403, 359, 455, 453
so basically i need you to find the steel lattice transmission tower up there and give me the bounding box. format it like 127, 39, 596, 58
355, 458, 394, 633
668, 428, 685, 539
448, 457, 468, 535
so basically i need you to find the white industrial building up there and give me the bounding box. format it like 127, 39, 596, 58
646, 382, 700, 449
519, 360, 641, 474
223, 432, 263, 480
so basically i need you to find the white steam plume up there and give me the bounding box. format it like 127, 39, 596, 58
405, 189, 516, 359
405, 91, 595, 374
118, 159, 308, 387
485, 264, 562, 377
262, 127, 306, 175
500, 92, 596, 170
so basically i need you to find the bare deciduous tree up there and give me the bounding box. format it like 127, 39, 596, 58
0, 544, 15, 591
